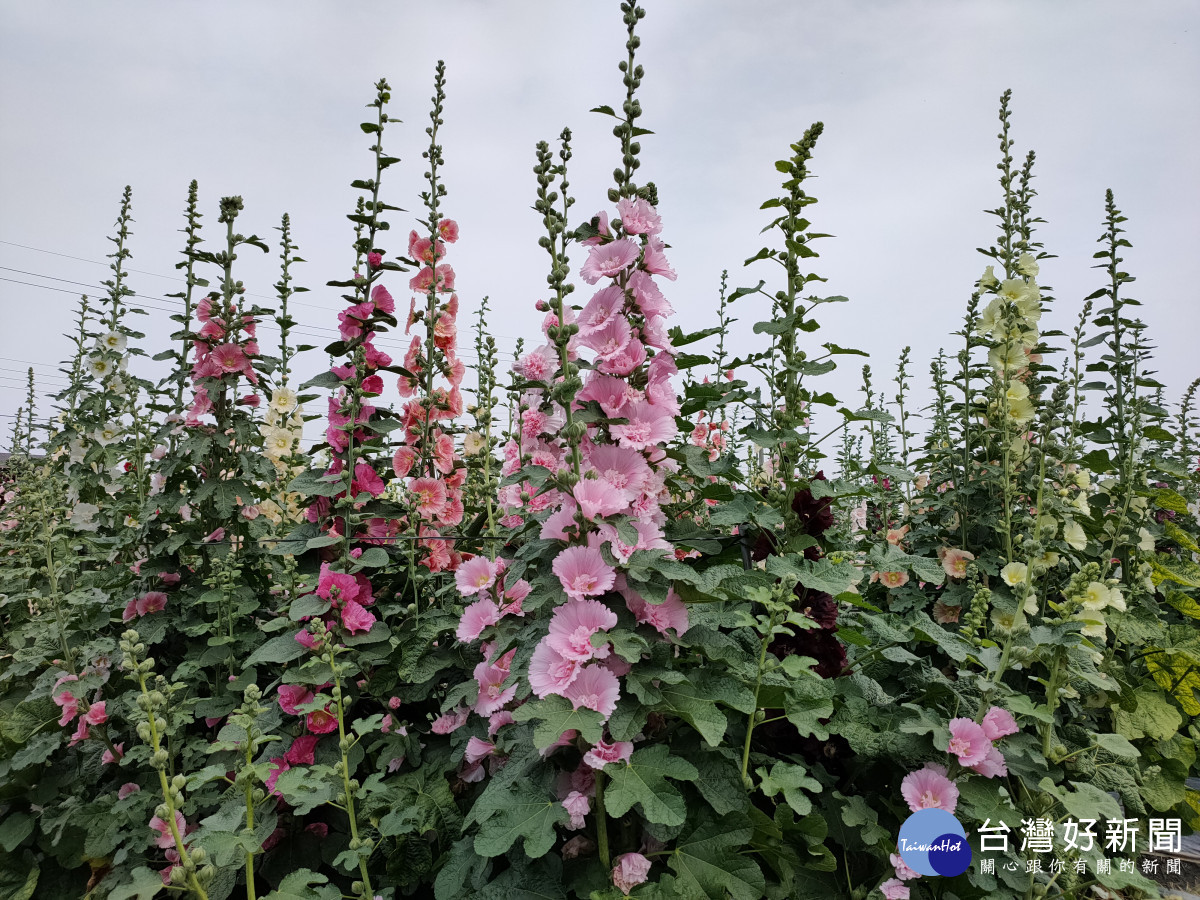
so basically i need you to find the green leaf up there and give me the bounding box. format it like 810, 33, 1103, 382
668, 814, 764, 900
261, 868, 341, 900
1094, 732, 1141, 759
356, 546, 390, 567
784, 677, 834, 739
756, 761, 820, 815
655, 678, 728, 746
604, 745, 700, 826
473, 781, 569, 858
510, 695, 605, 750
0, 811, 33, 852
1113, 685, 1183, 740
245, 633, 307, 667
287, 468, 345, 498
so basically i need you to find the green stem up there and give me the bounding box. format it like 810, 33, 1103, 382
594, 769, 611, 869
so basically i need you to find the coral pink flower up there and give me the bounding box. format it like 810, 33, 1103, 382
900, 765, 959, 813
573, 478, 632, 520
981, 706, 1019, 741
82, 701, 107, 726
285, 734, 321, 766
409, 477, 448, 519
437, 218, 459, 243
547, 598, 619, 662
880, 878, 910, 900
210, 343, 251, 377
351, 462, 385, 498
564, 664, 620, 717
580, 238, 640, 284
464, 736, 495, 765
277, 684, 315, 716
529, 640, 582, 698
890, 853, 921, 881
150, 810, 187, 849
392, 445, 416, 478
969, 745, 1008, 778
616, 197, 663, 236
582, 738, 634, 770
370, 283, 394, 312
611, 852, 652, 894
624, 587, 689, 637
946, 718, 991, 766
339, 600, 376, 635
878, 570, 909, 589
455, 555, 496, 596
940, 547, 975, 579
306, 707, 338, 734
563, 790, 590, 830
457, 598, 501, 642
552, 546, 616, 601
316, 563, 360, 605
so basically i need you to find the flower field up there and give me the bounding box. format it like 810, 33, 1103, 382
1, 4, 1198, 899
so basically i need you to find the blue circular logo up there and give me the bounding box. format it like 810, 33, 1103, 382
897, 809, 971, 877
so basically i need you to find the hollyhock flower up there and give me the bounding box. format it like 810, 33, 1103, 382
609, 402, 676, 450
516, 345, 557, 381
1000, 561, 1028, 586
474, 658, 517, 716
946, 718, 991, 766
82, 701, 107, 726
203, 527, 225, 543
969, 745, 1008, 778
503, 578, 531, 607
641, 237, 676, 280
118, 782, 140, 800
210, 342, 252, 378
316, 563, 360, 605
277, 684, 315, 716
392, 446, 417, 478
121, 598, 141, 622
351, 462, 385, 498
564, 664, 620, 717
529, 640, 582, 698
596, 336, 647, 377
552, 546, 616, 600
900, 765, 959, 813
629, 270, 672, 318
580, 238, 640, 284
940, 547, 975, 579
488, 710, 515, 736
878, 571, 909, 589
464, 736, 496, 766
102, 742, 125, 765
150, 810, 188, 849
573, 478, 632, 520
624, 587, 689, 637
582, 738, 634, 770
880, 878, 910, 900
339, 600, 376, 635
563, 790, 590, 830
577, 285, 627, 335
981, 706, 1019, 741
54, 690, 79, 726
431, 706, 469, 734
457, 598, 501, 642
890, 854, 921, 882
285, 734, 321, 766
616, 197, 663, 235
456, 555, 497, 596
581, 315, 632, 361
932, 600, 961, 624
611, 852, 652, 894
586, 444, 653, 495
437, 218, 459, 242
136, 591, 168, 616
265, 758, 290, 796
295, 628, 321, 651
578, 372, 635, 417
548, 598, 619, 662
306, 707, 338, 734
410, 477, 448, 519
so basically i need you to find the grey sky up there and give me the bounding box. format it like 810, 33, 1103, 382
2, 1, 1197, 453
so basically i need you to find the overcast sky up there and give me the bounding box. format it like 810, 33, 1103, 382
2, 1, 1197, 454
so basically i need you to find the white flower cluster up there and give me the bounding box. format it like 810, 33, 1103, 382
259, 387, 303, 463
977, 255, 1042, 429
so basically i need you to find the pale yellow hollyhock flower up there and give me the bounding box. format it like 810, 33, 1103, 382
1009, 435, 1031, 465
998, 278, 1031, 303
270, 387, 298, 414
1014, 291, 1042, 325
261, 426, 295, 458
1082, 582, 1110, 610
1073, 491, 1091, 514
1106, 586, 1126, 613
1041, 551, 1060, 568
1077, 615, 1107, 639
977, 298, 1005, 336
1001, 562, 1028, 586
463, 431, 487, 456
1006, 381, 1035, 424
980, 265, 999, 288
1017, 252, 1040, 277
85, 355, 113, 379
1137, 528, 1155, 553
989, 343, 1027, 373
1023, 593, 1039, 616
1063, 519, 1087, 550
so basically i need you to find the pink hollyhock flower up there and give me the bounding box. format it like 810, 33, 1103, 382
629, 270, 673, 318
203, 527, 225, 543
946, 718, 991, 766
611, 852, 652, 894
900, 765, 959, 813
363, 337, 391, 368
339, 600, 376, 635
581, 315, 632, 361
464, 736, 495, 765
488, 710, 514, 735
457, 598, 501, 642
150, 810, 187, 849
121, 598, 140, 623
369, 283, 394, 314
410, 477, 448, 519
431, 706, 469, 734
277, 684, 315, 716
641, 237, 677, 280
548, 598, 619, 662
54, 689, 79, 726
367, 251, 383, 269
392, 445, 417, 478
577, 285, 626, 335
295, 628, 321, 651
516, 345, 557, 381
981, 706, 1019, 741
474, 658, 517, 716
609, 402, 677, 451
616, 197, 663, 236
136, 591, 168, 616
159, 572, 181, 585
305, 822, 330, 840
940, 547, 975, 579
306, 707, 339, 734
529, 639, 583, 698
118, 782, 140, 800
317, 563, 360, 605
596, 336, 647, 377
890, 853, 921, 881
540, 502, 580, 542
564, 664, 620, 717
586, 444, 653, 495
969, 745, 1008, 778
625, 586, 689, 638
578, 373, 634, 417
265, 757, 289, 796
351, 462, 385, 498
580, 238, 640, 284
82, 701, 108, 726
241, 504, 260, 520
68, 716, 90, 746
582, 738, 634, 770
579, 210, 611, 246
210, 342, 251, 376
552, 546, 616, 601
285, 734, 321, 766
573, 478, 632, 520
878, 570, 909, 589
438, 219, 460, 242
563, 790, 590, 830
456, 555, 496, 596
880, 878, 910, 900
102, 742, 125, 765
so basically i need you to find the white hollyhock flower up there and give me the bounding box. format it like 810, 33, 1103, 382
1016, 252, 1040, 277
85, 355, 113, 379
97, 331, 127, 352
